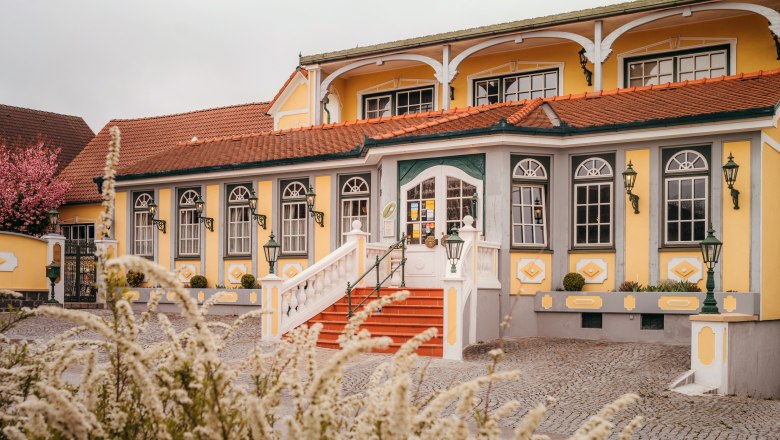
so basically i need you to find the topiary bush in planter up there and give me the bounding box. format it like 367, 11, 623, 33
126, 270, 145, 288
189, 275, 207, 289
240, 273, 256, 289
563, 272, 586, 291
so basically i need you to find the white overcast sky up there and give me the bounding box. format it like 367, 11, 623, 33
1, 0, 625, 131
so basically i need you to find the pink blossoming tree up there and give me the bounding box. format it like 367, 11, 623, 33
0, 141, 69, 236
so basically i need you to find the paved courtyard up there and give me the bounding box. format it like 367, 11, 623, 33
5, 311, 780, 439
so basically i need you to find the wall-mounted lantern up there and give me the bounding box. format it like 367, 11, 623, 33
247, 190, 267, 229
147, 201, 167, 233
699, 225, 723, 315
45, 262, 60, 304
578, 48, 593, 87
622, 161, 640, 214
533, 198, 543, 224
305, 184, 325, 227
470, 193, 478, 220
263, 232, 280, 275
194, 195, 214, 232
444, 228, 464, 274
47, 208, 59, 234
722, 152, 740, 210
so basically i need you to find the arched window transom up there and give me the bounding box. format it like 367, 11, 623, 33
229, 185, 252, 202
179, 189, 199, 206
134, 193, 153, 209
575, 158, 613, 179
342, 177, 369, 195
513, 158, 548, 180
666, 150, 708, 173
283, 182, 307, 199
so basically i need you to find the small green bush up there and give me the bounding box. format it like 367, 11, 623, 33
126, 270, 145, 287
643, 280, 700, 292
189, 275, 208, 289
617, 280, 643, 292
562, 272, 586, 291
240, 274, 256, 289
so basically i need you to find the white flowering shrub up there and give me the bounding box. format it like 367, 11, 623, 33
0, 128, 644, 439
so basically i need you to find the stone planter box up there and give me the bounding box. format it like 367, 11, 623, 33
534, 291, 759, 316
125, 288, 261, 316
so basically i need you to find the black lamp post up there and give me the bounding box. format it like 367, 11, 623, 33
723, 153, 740, 210
263, 233, 280, 275
622, 161, 640, 214
147, 201, 167, 233
194, 195, 214, 232
45, 263, 60, 304
533, 197, 543, 224
247, 190, 267, 229
305, 184, 325, 227
444, 228, 465, 273
47, 208, 59, 234
699, 225, 723, 314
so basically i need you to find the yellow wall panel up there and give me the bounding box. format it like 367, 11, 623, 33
278, 258, 308, 280
223, 259, 252, 287
279, 81, 309, 112
568, 253, 615, 292
158, 188, 172, 272
256, 180, 274, 278
721, 141, 750, 292
510, 251, 552, 295
0, 233, 48, 290
761, 143, 780, 319
204, 185, 219, 288
659, 250, 706, 291
58, 203, 103, 228
277, 112, 309, 130
624, 149, 650, 285
314, 175, 331, 262
115, 191, 127, 256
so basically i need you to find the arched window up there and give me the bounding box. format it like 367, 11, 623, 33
664, 148, 710, 244
573, 155, 614, 246
340, 176, 370, 244
178, 188, 201, 256
133, 192, 154, 256
512, 156, 549, 247
227, 184, 252, 255
281, 179, 308, 254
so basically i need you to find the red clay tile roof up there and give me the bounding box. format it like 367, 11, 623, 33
61, 102, 273, 204
0, 104, 94, 171
116, 68, 780, 181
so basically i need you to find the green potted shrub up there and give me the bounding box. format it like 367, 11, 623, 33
189, 275, 208, 289
126, 270, 145, 288
240, 274, 256, 289
617, 280, 643, 292
562, 272, 586, 292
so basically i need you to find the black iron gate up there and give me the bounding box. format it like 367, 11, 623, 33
64, 240, 97, 302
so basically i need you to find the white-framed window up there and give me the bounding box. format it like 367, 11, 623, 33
281, 180, 308, 255
177, 188, 200, 256
573, 157, 614, 247
474, 69, 559, 106
626, 47, 728, 87
445, 177, 476, 235
227, 184, 252, 256
61, 223, 95, 243
405, 177, 436, 245
340, 176, 370, 244
664, 149, 709, 244
511, 157, 549, 247
362, 86, 434, 119
133, 192, 154, 256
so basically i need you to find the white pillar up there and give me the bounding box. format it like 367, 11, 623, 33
593, 20, 603, 92
442, 276, 465, 360
261, 274, 284, 341
441, 45, 451, 111
689, 313, 756, 395
459, 216, 479, 345
42, 233, 65, 304
95, 238, 118, 305
344, 220, 370, 285
310, 67, 323, 125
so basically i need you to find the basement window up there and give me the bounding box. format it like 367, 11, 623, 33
581, 313, 602, 329
641, 314, 665, 330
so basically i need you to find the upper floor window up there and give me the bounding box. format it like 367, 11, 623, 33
178, 188, 201, 257
227, 184, 252, 256
133, 191, 154, 257
362, 86, 434, 119
280, 179, 309, 255
625, 46, 728, 87
664, 148, 710, 245
572, 155, 614, 247
61, 223, 95, 244
340, 175, 370, 244
511, 157, 549, 247
474, 69, 559, 106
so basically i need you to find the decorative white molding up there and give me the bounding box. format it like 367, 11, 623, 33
576, 258, 608, 284
601, 3, 780, 62
667, 257, 703, 283
0, 252, 18, 272
226, 263, 248, 284
320, 54, 445, 96
177, 264, 197, 283
281, 262, 303, 280
516, 258, 546, 284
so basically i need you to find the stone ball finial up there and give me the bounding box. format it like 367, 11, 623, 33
463, 215, 474, 227
351, 220, 363, 231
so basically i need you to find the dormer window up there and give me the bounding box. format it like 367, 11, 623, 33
362, 86, 434, 119
625, 46, 728, 87
473, 69, 559, 106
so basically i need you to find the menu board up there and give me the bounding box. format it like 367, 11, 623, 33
412, 223, 420, 238
410, 202, 419, 221
425, 200, 435, 220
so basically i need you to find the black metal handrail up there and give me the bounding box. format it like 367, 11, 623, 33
345, 233, 406, 318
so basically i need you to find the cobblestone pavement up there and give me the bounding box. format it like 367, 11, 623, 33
6, 312, 780, 439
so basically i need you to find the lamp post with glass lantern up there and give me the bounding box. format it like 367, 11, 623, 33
699, 225, 723, 314
263, 233, 280, 275
444, 228, 465, 274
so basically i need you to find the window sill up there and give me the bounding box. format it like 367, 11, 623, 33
511, 248, 553, 254
224, 255, 252, 260
280, 254, 308, 259
568, 248, 616, 254
658, 246, 700, 253
175, 256, 201, 261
